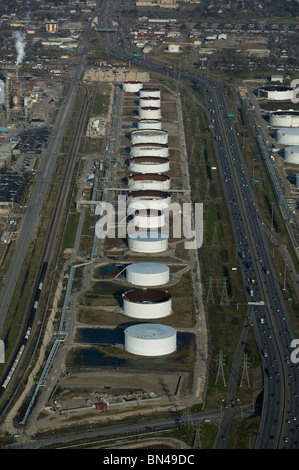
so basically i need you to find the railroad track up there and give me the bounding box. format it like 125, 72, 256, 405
0, 84, 93, 416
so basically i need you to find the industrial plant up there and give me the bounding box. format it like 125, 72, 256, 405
1, 0, 299, 451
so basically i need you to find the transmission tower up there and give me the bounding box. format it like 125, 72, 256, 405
220, 277, 229, 305
215, 351, 226, 386
240, 353, 251, 388
206, 277, 215, 304
193, 423, 204, 449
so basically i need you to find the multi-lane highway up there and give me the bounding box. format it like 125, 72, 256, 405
95, 0, 299, 448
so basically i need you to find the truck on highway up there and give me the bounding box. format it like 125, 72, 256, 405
262, 348, 268, 357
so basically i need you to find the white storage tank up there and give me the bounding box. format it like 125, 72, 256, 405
129, 156, 170, 174
128, 231, 168, 253
128, 173, 171, 190
139, 88, 161, 99
122, 289, 172, 319
123, 81, 143, 93
276, 128, 299, 145
139, 96, 161, 108
139, 106, 162, 120
130, 143, 169, 158
284, 146, 299, 164
124, 323, 176, 356
126, 262, 170, 286
137, 119, 162, 130
258, 85, 294, 101
269, 110, 299, 128
131, 130, 168, 146
132, 208, 165, 229
127, 190, 171, 211
167, 44, 180, 53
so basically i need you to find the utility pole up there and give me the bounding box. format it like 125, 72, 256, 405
193, 423, 204, 449
206, 277, 215, 304
240, 353, 251, 388
220, 277, 229, 305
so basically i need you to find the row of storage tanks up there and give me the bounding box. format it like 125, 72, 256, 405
257, 85, 299, 131
120, 81, 176, 357
123, 81, 172, 255
256, 83, 299, 164
276, 128, 299, 164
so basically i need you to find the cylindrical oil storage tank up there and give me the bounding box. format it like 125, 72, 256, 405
269, 110, 299, 128
137, 119, 162, 130
276, 128, 299, 145
128, 231, 168, 253
122, 81, 143, 93
129, 156, 170, 174
139, 96, 161, 108
258, 85, 294, 101
139, 106, 162, 120
126, 262, 170, 286
132, 208, 165, 229
139, 87, 161, 99
122, 289, 172, 319
128, 173, 171, 190
130, 143, 169, 158
131, 130, 168, 146
124, 323, 176, 356
284, 146, 299, 164
127, 190, 171, 211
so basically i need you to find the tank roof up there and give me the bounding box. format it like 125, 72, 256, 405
130, 156, 169, 163
127, 262, 169, 275
128, 190, 171, 198
129, 173, 169, 181
271, 110, 299, 116
125, 323, 175, 340
131, 143, 168, 148
124, 289, 171, 303
131, 130, 167, 136
261, 85, 292, 91
139, 106, 161, 111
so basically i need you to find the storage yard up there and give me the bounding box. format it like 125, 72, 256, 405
11, 74, 206, 434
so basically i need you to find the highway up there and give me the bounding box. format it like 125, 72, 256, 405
96, 0, 299, 448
